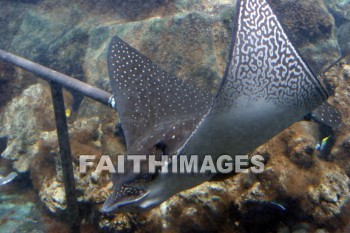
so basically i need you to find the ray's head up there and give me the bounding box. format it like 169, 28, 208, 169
101, 173, 156, 213
101, 140, 172, 213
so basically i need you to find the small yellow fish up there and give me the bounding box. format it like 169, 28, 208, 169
316, 136, 331, 151
65, 108, 71, 118
321, 136, 331, 145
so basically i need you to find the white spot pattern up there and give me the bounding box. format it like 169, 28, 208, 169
107, 36, 212, 152
309, 102, 342, 128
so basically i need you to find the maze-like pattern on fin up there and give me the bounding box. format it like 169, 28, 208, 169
216, 0, 327, 110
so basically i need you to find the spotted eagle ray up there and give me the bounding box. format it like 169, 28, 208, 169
102, 0, 340, 213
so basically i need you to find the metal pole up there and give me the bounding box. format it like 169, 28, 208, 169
50, 82, 80, 233
0, 49, 113, 106
320, 53, 350, 74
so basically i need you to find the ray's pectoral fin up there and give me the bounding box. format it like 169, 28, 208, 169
214, 0, 328, 113
182, 0, 328, 157
305, 102, 342, 129
104, 35, 212, 213
107, 35, 212, 150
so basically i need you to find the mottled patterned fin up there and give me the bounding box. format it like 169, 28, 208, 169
305, 102, 342, 129
107, 36, 212, 150
215, 0, 327, 111
180, 0, 329, 158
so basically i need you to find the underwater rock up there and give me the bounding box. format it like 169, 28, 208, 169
343, 64, 350, 80
39, 179, 66, 213
305, 166, 350, 223
291, 223, 311, 233
175, 0, 233, 13
338, 22, 350, 55
0, 83, 54, 172
0, 82, 116, 213
0, 62, 21, 110
3, 0, 85, 65
7, 5, 90, 109
98, 180, 240, 233
84, 7, 235, 97
284, 122, 320, 168
270, 0, 333, 45
323, 0, 350, 27
32, 116, 116, 213
0, 194, 40, 232
0, 2, 27, 50
321, 58, 350, 172
270, 0, 340, 73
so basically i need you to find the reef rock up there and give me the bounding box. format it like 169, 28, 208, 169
324, 0, 350, 26
338, 22, 350, 54
31, 116, 117, 213
0, 83, 54, 172
270, 0, 341, 72
305, 166, 350, 223
0, 193, 40, 232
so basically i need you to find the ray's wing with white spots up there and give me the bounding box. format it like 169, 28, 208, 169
306, 102, 342, 129
107, 36, 212, 152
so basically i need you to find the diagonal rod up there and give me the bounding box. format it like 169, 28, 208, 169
50, 82, 80, 233
0, 49, 113, 106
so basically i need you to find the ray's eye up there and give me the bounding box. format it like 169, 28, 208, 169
153, 141, 167, 155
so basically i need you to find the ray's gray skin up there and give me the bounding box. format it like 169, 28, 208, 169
103, 0, 330, 213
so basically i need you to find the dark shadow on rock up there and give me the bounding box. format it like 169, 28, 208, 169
0, 136, 8, 155
239, 200, 287, 233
